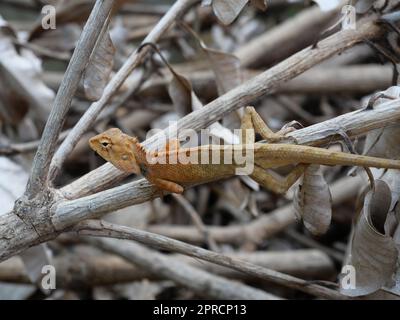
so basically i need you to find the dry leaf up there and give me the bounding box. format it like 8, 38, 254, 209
0, 18, 54, 123
82, 27, 116, 101
341, 180, 398, 297
181, 24, 243, 128
293, 165, 332, 236
182, 24, 243, 96
163, 54, 240, 144
204, 48, 242, 95
168, 69, 194, 116
212, 0, 249, 25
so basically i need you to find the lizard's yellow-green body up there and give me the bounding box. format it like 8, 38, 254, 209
89, 107, 400, 194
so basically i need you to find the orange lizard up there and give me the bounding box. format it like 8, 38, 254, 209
89, 107, 400, 194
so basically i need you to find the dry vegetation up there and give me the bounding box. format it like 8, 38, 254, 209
0, 0, 400, 300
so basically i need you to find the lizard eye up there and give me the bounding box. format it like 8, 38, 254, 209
100, 141, 110, 147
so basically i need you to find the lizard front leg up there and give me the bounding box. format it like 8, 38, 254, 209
250, 164, 308, 194
241, 106, 296, 144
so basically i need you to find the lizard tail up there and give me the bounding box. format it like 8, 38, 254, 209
258, 144, 400, 169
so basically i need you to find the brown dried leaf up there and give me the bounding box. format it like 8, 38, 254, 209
168, 70, 194, 116
341, 180, 397, 297
82, 28, 115, 101
293, 165, 332, 236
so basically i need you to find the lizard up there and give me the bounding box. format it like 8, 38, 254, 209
89, 106, 400, 194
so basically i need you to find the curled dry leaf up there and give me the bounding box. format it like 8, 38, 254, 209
341, 180, 398, 297
293, 165, 332, 236
82, 27, 116, 101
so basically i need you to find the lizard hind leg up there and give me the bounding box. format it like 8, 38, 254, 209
241, 106, 296, 144
250, 164, 308, 194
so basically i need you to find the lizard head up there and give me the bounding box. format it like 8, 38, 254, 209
89, 128, 141, 174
